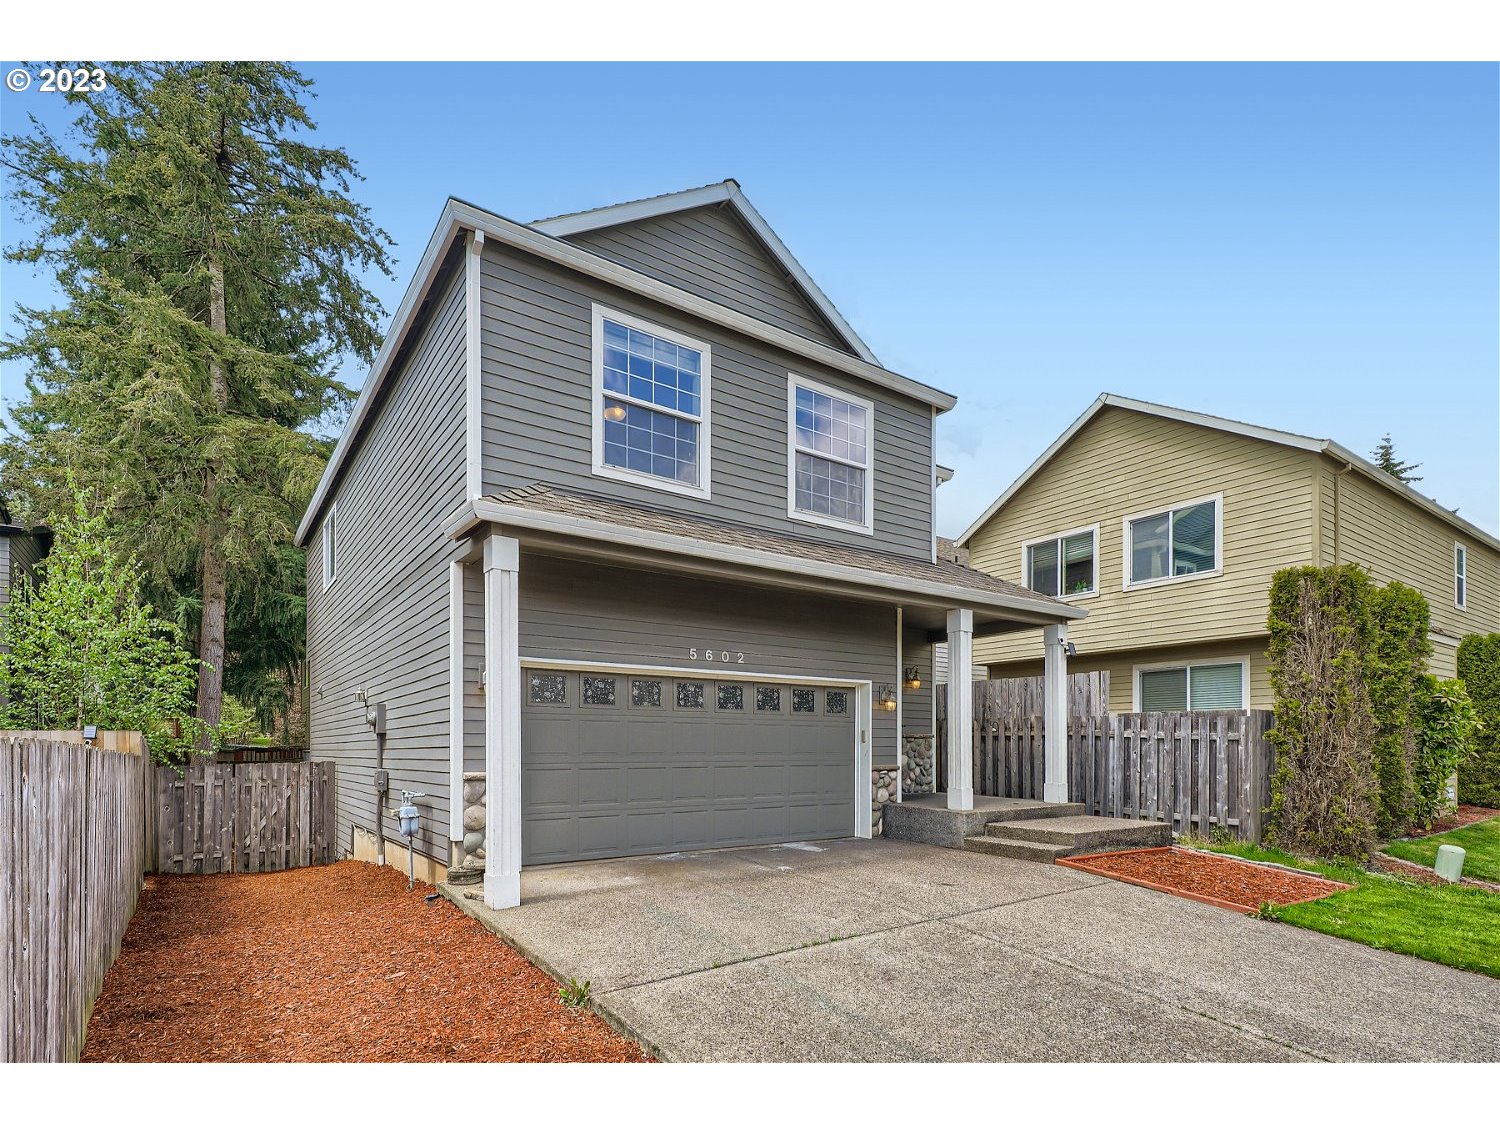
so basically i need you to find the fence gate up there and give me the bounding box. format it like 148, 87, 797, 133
152, 760, 335, 874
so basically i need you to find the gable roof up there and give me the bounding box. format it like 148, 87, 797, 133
294, 192, 955, 547
530, 180, 879, 365
955, 393, 1500, 552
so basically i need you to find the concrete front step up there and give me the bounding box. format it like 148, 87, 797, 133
985, 815, 1172, 853
963, 836, 1076, 863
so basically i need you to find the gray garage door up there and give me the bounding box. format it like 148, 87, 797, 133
521, 669, 856, 864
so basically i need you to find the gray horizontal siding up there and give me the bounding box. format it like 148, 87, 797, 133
563, 204, 848, 352
306, 264, 469, 868
479, 241, 934, 560
518, 554, 904, 766
902, 625, 934, 738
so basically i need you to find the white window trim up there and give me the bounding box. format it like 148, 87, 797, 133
1019, 523, 1101, 602
1455, 542, 1467, 610
1122, 492, 1224, 591
1132, 656, 1251, 712
321, 502, 339, 590
786, 373, 876, 536
590, 303, 713, 501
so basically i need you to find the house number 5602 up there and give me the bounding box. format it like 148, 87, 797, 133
689, 647, 745, 664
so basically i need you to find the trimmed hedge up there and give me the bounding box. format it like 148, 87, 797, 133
1457, 633, 1500, 807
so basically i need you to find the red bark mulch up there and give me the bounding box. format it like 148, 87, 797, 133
1059, 846, 1351, 914
1405, 804, 1500, 837
82, 861, 652, 1063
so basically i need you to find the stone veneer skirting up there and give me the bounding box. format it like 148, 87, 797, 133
903, 734, 935, 796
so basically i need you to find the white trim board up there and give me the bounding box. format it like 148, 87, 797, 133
520, 657, 874, 840
955, 393, 1500, 552
590, 303, 713, 502
530, 179, 879, 366
295, 196, 956, 547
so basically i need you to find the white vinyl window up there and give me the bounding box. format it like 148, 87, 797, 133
322, 504, 338, 589
1456, 544, 1467, 609
1022, 526, 1098, 598
787, 375, 875, 534
1135, 661, 1245, 712
1124, 494, 1222, 588
591, 305, 712, 500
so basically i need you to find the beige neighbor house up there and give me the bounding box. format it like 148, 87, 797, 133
956, 395, 1500, 713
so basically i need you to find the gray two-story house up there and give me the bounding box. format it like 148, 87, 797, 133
295, 181, 1082, 909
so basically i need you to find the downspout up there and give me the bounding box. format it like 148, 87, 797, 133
895, 607, 903, 806
1332, 461, 1354, 565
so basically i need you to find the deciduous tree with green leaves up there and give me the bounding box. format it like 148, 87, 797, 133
1, 491, 201, 759
1, 62, 391, 742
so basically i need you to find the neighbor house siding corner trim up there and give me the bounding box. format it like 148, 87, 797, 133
464, 229, 485, 499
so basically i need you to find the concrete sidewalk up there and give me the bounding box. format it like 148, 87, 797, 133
442, 838, 1500, 1062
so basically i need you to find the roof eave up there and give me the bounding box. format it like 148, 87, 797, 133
445, 496, 1085, 623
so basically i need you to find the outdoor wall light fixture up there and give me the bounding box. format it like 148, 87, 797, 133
1060, 641, 1078, 658
603, 403, 627, 422
903, 667, 922, 690
878, 685, 898, 711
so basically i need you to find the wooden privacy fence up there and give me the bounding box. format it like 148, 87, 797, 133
935, 672, 1107, 792
937, 680, 1275, 840
1, 735, 149, 1062
153, 759, 336, 874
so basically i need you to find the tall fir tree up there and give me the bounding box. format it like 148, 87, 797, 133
1370, 434, 1422, 483
1, 63, 392, 740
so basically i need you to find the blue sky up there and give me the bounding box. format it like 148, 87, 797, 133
2, 62, 1496, 536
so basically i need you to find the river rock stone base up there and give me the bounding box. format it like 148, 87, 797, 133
903, 734, 935, 796
461, 772, 486, 870
871, 767, 899, 836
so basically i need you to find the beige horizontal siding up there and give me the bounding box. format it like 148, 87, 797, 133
987, 638, 1275, 712
1325, 464, 1500, 644
970, 407, 1318, 666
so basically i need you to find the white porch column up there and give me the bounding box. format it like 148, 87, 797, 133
1043, 623, 1069, 803
448, 559, 465, 859
945, 608, 974, 811
483, 533, 522, 910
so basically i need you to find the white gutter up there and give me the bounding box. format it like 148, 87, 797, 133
442, 497, 1087, 623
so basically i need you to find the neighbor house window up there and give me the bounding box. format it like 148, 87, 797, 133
592, 305, 711, 499
322, 504, 338, 589
1136, 662, 1245, 712
1023, 526, 1098, 598
788, 375, 874, 534
1456, 544, 1467, 609
1125, 495, 1221, 587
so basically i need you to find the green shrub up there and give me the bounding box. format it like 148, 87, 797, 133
1457, 634, 1500, 807
1366, 582, 1431, 836
1413, 676, 1479, 828
1266, 565, 1379, 858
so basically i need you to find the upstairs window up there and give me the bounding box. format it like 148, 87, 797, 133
322, 504, 338, 589
1456, 544, 1467, 609
1024, 527, 1097, 598
592, 305, 711, 499
1125, 495, 1221, 587
788, 375, 874, 534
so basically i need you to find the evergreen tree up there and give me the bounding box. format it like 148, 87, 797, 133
1, 63, 392, 741
1, 489, 201, 758
1371, 434, 1422, 483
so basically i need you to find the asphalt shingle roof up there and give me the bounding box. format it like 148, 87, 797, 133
488, 484, 1066, 611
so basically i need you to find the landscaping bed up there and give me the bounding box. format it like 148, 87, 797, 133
83, 861, 652, 1062
1059, 846, 1351, 913
1384, 811, 1500, 884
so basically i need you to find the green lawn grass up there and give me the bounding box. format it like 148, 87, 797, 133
1183, 838, 1500, 979
1383, 816, 1500, 883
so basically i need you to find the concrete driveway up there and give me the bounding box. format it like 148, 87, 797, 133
444, 838, 1500, 1062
